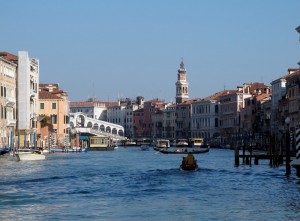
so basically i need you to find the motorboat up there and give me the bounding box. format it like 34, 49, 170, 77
180, 161, 198, 171
180, 153, 198, 171
15, 148, 46, 161
175, 139, 189, 147
156, 139, 170, 148
189, 138, 204, 147
140, 145, 150, 151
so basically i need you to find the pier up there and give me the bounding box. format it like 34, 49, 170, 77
234, 146, 294, 168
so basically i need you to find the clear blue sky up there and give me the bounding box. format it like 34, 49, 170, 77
1, 0, 300, 102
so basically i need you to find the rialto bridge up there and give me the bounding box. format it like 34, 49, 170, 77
69, 112, 125, 139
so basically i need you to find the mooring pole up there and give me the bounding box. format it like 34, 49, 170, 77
235, 145, 239, 166
285, 117, 291, 176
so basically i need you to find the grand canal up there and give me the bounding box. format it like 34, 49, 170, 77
0, 147, 299, 221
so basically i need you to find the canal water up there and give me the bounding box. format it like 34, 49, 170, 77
0, 148, 299, 221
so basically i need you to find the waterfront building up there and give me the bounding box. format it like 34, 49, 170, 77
286, 70, 300, 127
38, 84, 70, 147
162, 104, 176, 140
107, 97, 144, 138
0, 52, 17, 148
175, 100, 193, 139
123, 97, 143, 138
70, 99, 117, 121
175, 60, 189, 104
219, 83, 271, 147
270, 68, 299, 132
17, 51, 39, 147
240, 93, 272, 148
190, 91, 230, 144
133, 98, 166, 138
107, 102, 126, 125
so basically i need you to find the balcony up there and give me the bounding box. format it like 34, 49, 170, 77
7, 119, 16, 127
6, 97, 16, 107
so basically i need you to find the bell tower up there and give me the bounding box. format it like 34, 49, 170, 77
175, 59, 189, 104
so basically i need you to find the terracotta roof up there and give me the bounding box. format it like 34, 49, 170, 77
0, 52, 18, 62
204, 90, 236, 100
39, 91, 62, 100
70, 101, 118, 107
285, 69, 300, 79
255, 93, 272, 101
247, 82, 271, 93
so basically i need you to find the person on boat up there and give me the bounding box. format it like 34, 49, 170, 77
185, 152, 195, 165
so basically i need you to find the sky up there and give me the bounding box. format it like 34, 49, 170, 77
1, 0, 300, 102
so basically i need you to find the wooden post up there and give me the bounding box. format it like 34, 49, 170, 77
242, 145, 246, 164
234, 145, 239, 166
286, 125, 291, 176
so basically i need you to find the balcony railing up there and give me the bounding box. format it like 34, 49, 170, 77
7, 119, 16, 127
6, 97, 16, 107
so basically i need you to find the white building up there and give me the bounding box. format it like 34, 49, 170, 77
17, 51, 39, 145
191, 99, 219, 139
70, 99, 117, 121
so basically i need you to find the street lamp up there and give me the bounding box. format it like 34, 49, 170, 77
285, 117, 291, 175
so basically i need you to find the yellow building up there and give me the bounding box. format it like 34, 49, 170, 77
0, 52, 17, 149
38, 84, 70, 147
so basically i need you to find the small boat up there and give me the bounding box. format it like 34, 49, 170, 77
158, 147, 209, 154
175, 139, 189, 147
180, 162, 198, 171
15, 149, 46, 161
189, 138, 204, 147
51, 147, 88, 153
0, 147, 9, 155
156, 139, 170, 148
140, 145, 150, 151
180, 153, 198, 171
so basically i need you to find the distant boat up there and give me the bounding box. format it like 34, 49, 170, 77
189, 138, 205, 148
158, 147, 209, 154
175, 139, 189, 148
50, 147, 88, 153
15, 148, 46, 161
88, 136, 115, 151
154, 139, 170, 150
140, 145, 150, 151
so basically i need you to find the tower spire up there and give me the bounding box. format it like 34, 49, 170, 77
175, 59, 189, 104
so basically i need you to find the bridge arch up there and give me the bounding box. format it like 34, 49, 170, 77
70, 112, 125, 138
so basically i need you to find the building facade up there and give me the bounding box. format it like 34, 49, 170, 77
16, 51, 39, 147
38, 84, 70, 147
0, 52, 17, 149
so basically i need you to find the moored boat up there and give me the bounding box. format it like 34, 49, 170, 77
175, 139, 189, 148
140, 145, 150, 151
15, 149, 46, 161
153, 139, 170, 151
189, 138, 204, 147
88, 136, 115, 151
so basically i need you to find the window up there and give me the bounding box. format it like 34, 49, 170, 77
51, 115, 57, 124
52, 103, 56, 109
40, 103, 44, 109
